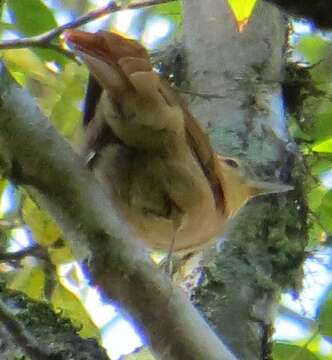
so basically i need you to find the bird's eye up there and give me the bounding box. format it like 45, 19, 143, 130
224, 158, 239, 168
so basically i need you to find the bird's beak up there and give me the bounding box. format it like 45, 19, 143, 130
64, 30, 114, 62
64, 30, 127, 95
248, 180, 293, 197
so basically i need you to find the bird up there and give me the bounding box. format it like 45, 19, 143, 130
64, 29, 291, 255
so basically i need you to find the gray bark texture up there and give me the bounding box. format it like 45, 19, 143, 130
181, 1, 308, 359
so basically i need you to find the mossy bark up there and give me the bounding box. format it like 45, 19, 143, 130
0, 282, 109, 360
181, 1, 308, 359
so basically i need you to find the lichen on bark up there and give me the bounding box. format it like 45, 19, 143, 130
0, 282, 109, 360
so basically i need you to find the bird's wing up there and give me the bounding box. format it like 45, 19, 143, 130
83, 74, 103, 128
65, 30, 224, 209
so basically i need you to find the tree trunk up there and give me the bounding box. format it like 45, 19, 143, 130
181, 1, 307, 359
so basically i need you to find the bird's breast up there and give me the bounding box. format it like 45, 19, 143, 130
93, 143, 225, 252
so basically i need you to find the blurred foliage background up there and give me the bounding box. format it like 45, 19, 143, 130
0, 1, 331, 359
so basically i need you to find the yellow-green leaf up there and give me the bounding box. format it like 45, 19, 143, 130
9, 263, 45, 300
296, 35, 328, 65
273, 343, 320, 360
319, 291, 332, 338
2, 48, 56, 87
48, 63, 87, 139
22, 197, 74, 264
227, 0, 258, 31
23, 197, 61, 247
52, 283, 100, 340
124, 348, 155, 360
317, 190, 332, 233
0, 178, 7, 201
313, 138, 332, 153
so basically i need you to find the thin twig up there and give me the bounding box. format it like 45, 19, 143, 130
0, 244, 41, 262
0, 218, 21, 229
0, 244, 57, 299
0, 299, 51, 360
0, 0, 176, 60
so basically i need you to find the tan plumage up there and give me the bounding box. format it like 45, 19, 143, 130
64, 30, 291, 253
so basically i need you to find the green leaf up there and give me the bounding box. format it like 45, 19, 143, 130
150, 0, 182, 28
308, 156, 332, 177
296, 35, 328, 65
23, 197, 61, 247
7, 0, 67, 66
319, 291, 332, 339
0, 0, 4, 16
0, 178, 7, 200
9, 263, 45, 300
22, 196, 74, 265
0, 21, 15, 32
2, 48, 55, 87
52, 283, 100, 340
308, 186, 328, 211
48, 63, 87, 138
273, 343, 320, 360
7, 0, 57, 36
313, 137, 332, 153
317, 190, 332, 233
124, 348, 155, 359
310, 107, 332, 143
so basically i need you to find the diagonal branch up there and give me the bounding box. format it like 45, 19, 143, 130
0, 63, 237, 360
0, 0, 176, 60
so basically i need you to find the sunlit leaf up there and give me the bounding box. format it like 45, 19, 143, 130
23, 197, 61, 247
9, 262, 45, 300
52, 283, 100, 340
124, 348, 155, 360
0, 178, 7, 200
307, 223, 324, 247
48, 241, 74, 266
273, 343, 320, 360
227, 0, 258, 32
7, 0, 67, 66
308, 186, 328, 212
48, 63, 87, 139
2, 48, 56, 86
22, 197, 74, 264
313, 138, 332, 153
319, 291, 332, 339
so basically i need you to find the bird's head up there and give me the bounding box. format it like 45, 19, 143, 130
64, 30, 149, 96
216, 154, 293, 218
64, 29, 148, 64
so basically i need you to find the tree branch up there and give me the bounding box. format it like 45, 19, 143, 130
0, 0, 176, 60
0, 299, 51, 360
0, 63, 237, 360
0, 244, 41, 262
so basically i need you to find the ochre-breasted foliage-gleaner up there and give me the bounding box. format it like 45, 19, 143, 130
64, 30, 291, 254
